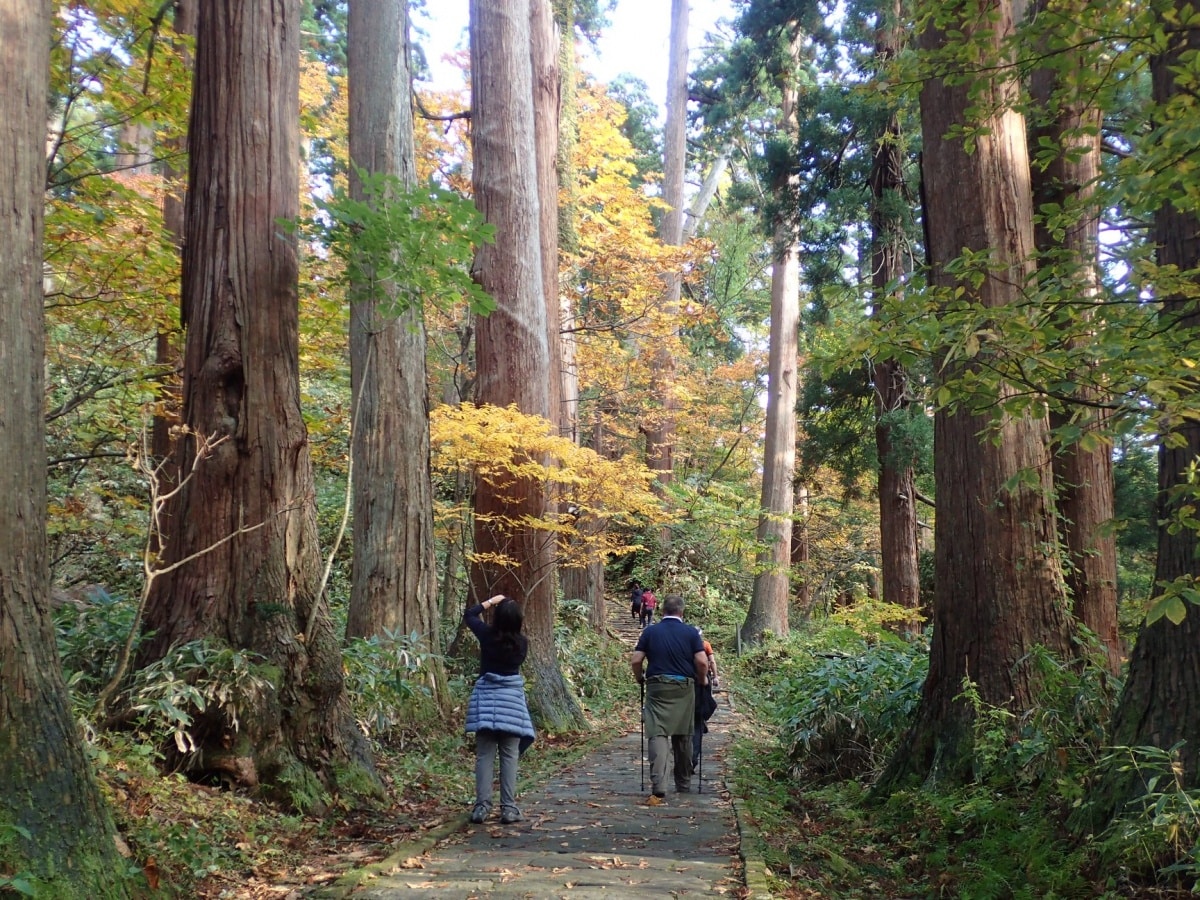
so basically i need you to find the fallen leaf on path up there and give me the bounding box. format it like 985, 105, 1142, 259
396, 857, 424, 869
552, 866, 572, 874
585, 855, 630, 869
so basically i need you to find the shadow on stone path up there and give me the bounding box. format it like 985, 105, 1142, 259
349, 707, 742, 898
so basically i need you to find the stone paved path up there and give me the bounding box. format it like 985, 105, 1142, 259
351, 715, 739, 898
348, 604, 742, 898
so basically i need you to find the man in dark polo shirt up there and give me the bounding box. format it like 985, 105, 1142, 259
630, 594, 708, 801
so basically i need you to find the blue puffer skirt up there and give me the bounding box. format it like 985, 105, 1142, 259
465, 672, 536, 755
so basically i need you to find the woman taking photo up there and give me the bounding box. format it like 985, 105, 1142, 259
463, 593, 535, 825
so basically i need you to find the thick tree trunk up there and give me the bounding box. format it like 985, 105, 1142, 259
744, 232, 799, 644
556, 1, 582, 446
878, 0, 1074, 790
869, 4, 922, 634
0, 2, 132, 890
642, 0, 688, 484
1025, 0, 1120, 673
345, 0, 446, 711
151, 0, 194, 540
141, 0, 373, 795
744, 23, 804, 646
469, 0, 583, 731
531, 0, 564, 438
1084, 6, 1200, 824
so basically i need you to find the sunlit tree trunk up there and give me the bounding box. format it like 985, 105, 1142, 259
1024, 0, 1120, 673
792, 481, 812, 617
869, 1, 921, 634
0, 1, 131, 890
531, 0, 563, 438
744, 231, 799, 644
1085, 4, 1200, 823
642, 0, 688, 484
878, 0, 1074, 790
345, 0, 446, 711
743, 21, 803, 646
141, 0, 373, 792
469, 0, 583, 730
552, 0, 605, 626
557, 0, 581, 447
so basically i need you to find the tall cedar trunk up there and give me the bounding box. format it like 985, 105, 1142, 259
531, 0, 563, 439
345, 0, 446, 711
553, 1, 604, 624
557, 0, 581, 446
878, 0, 1074, 789
642, 0, 688, 484
744, 24, 803, 645
1025, 0, 1120, 673
469, 0, 583, 730
791, 481, 812, 617
870, 2, 921, 634
141, 0, 373, 792
743, 232, 799, 643
0, 0, 131, 889
530, 0, 570, 628
151, 0, 194, 537
1084, 7, 1200, 824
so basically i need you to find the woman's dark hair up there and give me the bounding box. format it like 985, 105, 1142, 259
493, 597, 525, 656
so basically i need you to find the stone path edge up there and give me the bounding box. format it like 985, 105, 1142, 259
308, 742, 774, 899
307, 812, 471, 900
728, 786, 774, 898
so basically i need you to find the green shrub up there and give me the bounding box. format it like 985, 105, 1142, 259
126, 639, 275, 756
1099, 743, 1200, 889
774, 638, 927, 780
55, 587, 138, 702
342, 629, 445, 743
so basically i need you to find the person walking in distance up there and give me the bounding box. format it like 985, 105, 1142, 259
464, 594, 535, 825
692, 628, 719, 771
630, 594, 708, 802
629, 581, 644, 622
639, 587, 657, 628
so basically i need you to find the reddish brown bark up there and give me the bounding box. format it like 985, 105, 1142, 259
1089, 5, 1200, 821
470, 0, 582, 730
1025, 0, 1120, 673
880, 0, 1074, 789
141, 0, 371, 791
868, 1, 922, 635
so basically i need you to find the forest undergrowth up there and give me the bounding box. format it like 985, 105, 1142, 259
25, 594, 1200, 899
723, 604, 1200, 899
44, 596, 637, 899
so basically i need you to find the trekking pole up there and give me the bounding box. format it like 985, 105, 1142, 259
639, 680, 645, 793
698, 737, 703, 794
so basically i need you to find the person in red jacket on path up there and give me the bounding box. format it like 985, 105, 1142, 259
639, 588, 657, 628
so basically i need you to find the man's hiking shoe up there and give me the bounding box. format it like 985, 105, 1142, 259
500, 807, 522, 825
469, 803, 489, 824
676, 783, 691, 793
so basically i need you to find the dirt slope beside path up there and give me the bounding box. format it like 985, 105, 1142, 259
344, 713, 741, 898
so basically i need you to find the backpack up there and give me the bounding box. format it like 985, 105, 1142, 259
642, 591, 657, 610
